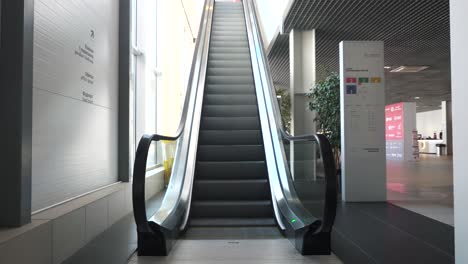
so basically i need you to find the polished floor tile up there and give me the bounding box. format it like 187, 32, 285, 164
386, 154, 453, 225
332, 202, 454, 264
128, 227, 342, 264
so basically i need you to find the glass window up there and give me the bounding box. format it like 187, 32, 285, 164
130, 0, 161, 171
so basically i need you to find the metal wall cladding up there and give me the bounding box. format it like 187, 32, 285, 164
32, 0, 119, 211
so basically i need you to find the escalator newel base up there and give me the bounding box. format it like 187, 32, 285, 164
137, 222, 169, 256
301, 231, 331, 255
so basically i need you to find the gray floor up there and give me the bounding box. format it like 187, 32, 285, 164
128, 227, 342, 264
387, 154, 454, 225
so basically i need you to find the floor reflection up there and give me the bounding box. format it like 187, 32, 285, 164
387, 154, 453, 225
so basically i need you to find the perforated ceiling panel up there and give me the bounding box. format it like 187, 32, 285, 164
267, 0, 450, 112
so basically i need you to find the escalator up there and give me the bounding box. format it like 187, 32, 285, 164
132, 0, 338, 257
191, 0, 274, 227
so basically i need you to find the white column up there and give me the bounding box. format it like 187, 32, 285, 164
289, 29, 316, 135
450, 0, 468, 262
441, 101, 453, 155
339, 41, 386, 201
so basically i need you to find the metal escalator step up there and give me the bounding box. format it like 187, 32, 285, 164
197, 145, 265, 161
203, 105, 258, 117
209, 47, 249, 54
201, 117, 260, 130
211, 27, 245, 33
212, 26, 246, 32
209, 53, 250, 61
207, 67, 252, 76
204, 94, 256, 105
211, 34, 246, 39
206, 84, 255, 94
191, 200, 273, 218
193, 179, 270, 200
215, 11, 243, 14
189, 218, 275, 227
210, 41, 248, 48
211, 33, 246, 39
214, 10, 243, 14
213, 16, 244, 20
199, 130, 262, 145
207, 76, 254, 85
196, 161, 267, 180
208, 59, 251, 68
213, 20, 244, 25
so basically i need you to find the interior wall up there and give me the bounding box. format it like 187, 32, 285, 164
450, 0, 468, 262
31, 0, 119, 211
416, 109, 443, 138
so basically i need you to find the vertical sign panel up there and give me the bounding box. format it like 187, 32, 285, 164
385, 102, 404, 160
32, 0, 119, 211
340, 41, 386, 201
385, 102, 417, 161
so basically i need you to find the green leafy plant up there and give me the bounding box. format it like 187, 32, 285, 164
307, 72, 341, 169
276, 89, 291, 133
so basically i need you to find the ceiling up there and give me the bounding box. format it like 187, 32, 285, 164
266, 0, 451, 112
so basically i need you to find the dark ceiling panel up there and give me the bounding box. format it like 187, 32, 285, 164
267, 0, 450, 112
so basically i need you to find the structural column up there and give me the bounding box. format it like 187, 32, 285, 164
441, 100, 453, 155
450, 0, 468, 262
289, 29, 316, 136
0, 0, 34, 226
118, 0, 131, 182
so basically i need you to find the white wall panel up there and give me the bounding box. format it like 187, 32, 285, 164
32, 0, 119, 211
416, 109, 443, 138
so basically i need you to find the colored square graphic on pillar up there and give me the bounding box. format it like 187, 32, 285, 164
371, 77, 382, 83
358, 77, 369, 84
346, 85, 357, 94
346, 77, 357, 83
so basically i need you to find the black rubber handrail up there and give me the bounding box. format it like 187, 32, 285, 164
132, 134, 175, 234
280, 130, 338, 234
132, 0, 212, 255
245, 0, 338, 253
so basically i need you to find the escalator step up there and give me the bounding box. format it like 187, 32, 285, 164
201, 117, 260, 130
199, 130, 262, 145
196, 161, 267, 180
205, 84, 255, 94
211, 35, 247, 42
211, 27, 246, 33
209, 52, 250, 61
203, 105, 258, 117
204, 94, 256, 105
191, 200, 273, 218
193, 179, 270, 200
207, 76, 254, 85
197, 145, 265, 161
208, 59, 251, 67
208, 47, 249, 54
189, 217, 275, 227
207, 68, 252, 77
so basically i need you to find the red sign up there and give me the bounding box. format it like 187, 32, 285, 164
385, 103, 404, 140
346, 77, 357, 83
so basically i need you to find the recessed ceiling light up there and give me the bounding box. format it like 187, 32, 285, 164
384, 66, 392, 69
276, 95, 282, 98
390, 66, 429, 73
414, 97, 421, 99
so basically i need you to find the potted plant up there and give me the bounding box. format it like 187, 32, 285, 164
307, 72, 341, 173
